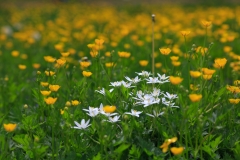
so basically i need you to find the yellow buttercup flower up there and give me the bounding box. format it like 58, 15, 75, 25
229, 99, 240, 104
169, 76, 183, 85
201, 20, 212, 28
40, 82, 49, 87
40, 90, 51, 96
203, 74, 212, 80
44, 56, 56, 63
213, 58, 227, 69
103, 105, 116, 113
11, 50, 19, 57
139, 60, 148, 67
189, 94, 202, 102
80, 61, 91, 68
118, 51, 131, 58
105, 62, 115, 68
56, 58, 66, 66
18, 64, 27, 70
190, 71, 202, 78
159, 48, 171, 55
171, 61, 181, 67
95, 39, 104, 45
201, 68, 215, 75
181, 30, 191, 36
61, 52, 70, 57
190, 84, 199, 91
3, 123, 17, 132
160, 137, 178, 153
170, 147, 184, 155
45, 71, 55, 76
155, 62, 162, 68
82, 71, 92, 77
60, 109, 64, 115
170, 56, 179, 61
32, 63, 41, 69
90, 51, 99, 58
44, 97, 57, 105
49, 85, 61, 92
71, 100, 80, 106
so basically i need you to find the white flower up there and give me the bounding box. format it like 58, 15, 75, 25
157, 73, 169, 83
136, 71, 151, 77
83, 107, 99, 117
95, 88, 114, 96
121, 81, 133, 88
146, 77, 161, 84
107, 115, 121, 123
72, 119, 91, 129
163, 92, 178, 100
95, 88, 105, 95
125, 109, 142, 117
151, 88, 161, 97
146, 110, 164, 117
133, 93, 160, 107
162, 98, 179, 108
125, 76, 141, 84
110, 81, 122, 87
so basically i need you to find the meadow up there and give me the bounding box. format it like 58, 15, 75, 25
1, 2, 240, 160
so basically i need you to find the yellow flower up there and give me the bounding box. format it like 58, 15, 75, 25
159, 48, 171, 55
54, 44, 64, 51
203, 74, 212, 80
32, 63, 41, 69
190, 84, 199, 91
105, 51, 111, 57
56, 58, 66, 66
80, 61, 91, 68
226, 85, 240, 93
170, 56, 179, 61
181, 30, 191, 36
82, 71, 92, 77
45, 71, 55, 76
155, 62, 162, 68
11, 50, 19, 57
160, 137, 178, 153
189, 94, 202, 102
139, 60, 149, 66
103, 105, 117, 113
60, 109, 64, 115
44, 56, 56, 63
214, 58, 227, 69
118, 51, 131, 58
49, 85, 61, 92
18, 64, 27, 70
44, 97, 57, 105
65, 101, 71, 107
90, 51, 99, 58
40, 90, 51, 96
169, 76, 183, 85
190, 71, 202, 78
105, 62, 115, 68
229, 99, 240, 104
171, 61, 181, 67
71, 100, 80, 106
196, 47, 208, 55
234, 80, 240, 86
40, 82, 49, 87
3, 123, 17, 132
95, 39, 104, 45
20, 54, 28, 59
201, 68, 215, 75
201, 20, 212, 28
61, 52, 70, 57
170, 147, 184, 155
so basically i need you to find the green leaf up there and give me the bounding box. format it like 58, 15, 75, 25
114, 143, 131, 154
92, 152, 101, 160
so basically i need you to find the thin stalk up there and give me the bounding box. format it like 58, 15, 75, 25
152, 14, 155, 76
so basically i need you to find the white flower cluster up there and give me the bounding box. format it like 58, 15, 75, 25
73, 71, 179, 130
